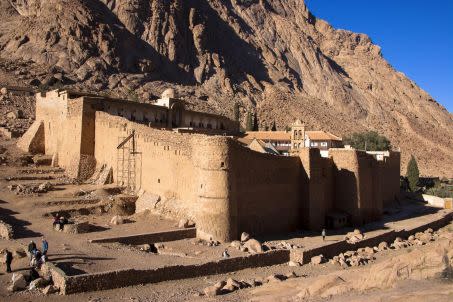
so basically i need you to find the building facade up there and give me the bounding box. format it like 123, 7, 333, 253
243, 121, 343, 157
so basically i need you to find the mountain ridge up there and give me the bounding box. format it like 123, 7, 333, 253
0, 0, 452, 177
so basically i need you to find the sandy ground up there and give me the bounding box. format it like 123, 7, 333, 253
0, 137, 452, 301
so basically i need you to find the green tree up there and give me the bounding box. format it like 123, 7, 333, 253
253, 113, 259, 131
246, 112, 253, 131
271, 121, 277, 131
343, 131, 391, 151
406, 155, 420, 192
233, 103, 240, 122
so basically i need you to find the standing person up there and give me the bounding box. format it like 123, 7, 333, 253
322, 228, 326, 241
5, 249, 13, 273
28, 240, 36, 260
41, 237, 49, 256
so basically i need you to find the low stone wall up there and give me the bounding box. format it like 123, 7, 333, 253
291, 212, 453, 264
0, 220, 14, 239
42, 262, 67, 292
89, 228, 197, 245
47, 212, 452, 295
54, 250, 290, 294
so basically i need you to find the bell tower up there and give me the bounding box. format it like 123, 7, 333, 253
290, 119, 305, 152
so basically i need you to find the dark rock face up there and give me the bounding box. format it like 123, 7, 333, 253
1, 0, 452, 177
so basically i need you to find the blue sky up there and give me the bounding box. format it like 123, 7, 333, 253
305, 0, 453, 113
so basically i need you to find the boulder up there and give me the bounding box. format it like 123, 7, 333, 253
0, 87, 7, 95
239, 245, 249, 252
42, 284, 59, 295
204, 285, 222, 297
37, 182, 53, 193
419, 233, 433, 243
140, 244, 151, 252
339, 258, 348, 269
241, 232, 250, 242
110, 215, 124, 225
225, 278, 241, 290
311, 255, 325, 265
364, 247, 375, 255
7, 111, 22, 119
230, 240, 242, 249
11, 273, 27, 291
378, 241, 388, 251
244, 239, 263, 254
222, 283, 236, 293
29, 278, 48, 290
288, 261, 300, 267
178, 219, 189, 228
204, 280, 226, 297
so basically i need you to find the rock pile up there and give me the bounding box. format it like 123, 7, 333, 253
390, 228, 437, 249
270, 241, 301, 250
0, 220, 14, 239
203, 273, 297, 296
311, 255, 326, 265
7, 269, 58, 294
329, 227, 443, 268
191, 238, 221, 247
229, 233, 265, 254
330, 249, 376, 268
344, 229, 365, 244
7, 182, 54, 194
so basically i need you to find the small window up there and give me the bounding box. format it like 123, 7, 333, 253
220, 162, 225, 168
158, 179, 160, 183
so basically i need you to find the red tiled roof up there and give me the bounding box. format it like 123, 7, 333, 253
243, 131, 291, 141
306, 131, 342, 141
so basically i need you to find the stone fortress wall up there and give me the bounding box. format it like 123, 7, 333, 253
19, 89, 401, 242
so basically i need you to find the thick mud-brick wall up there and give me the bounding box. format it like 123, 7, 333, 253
229, 141, 303, 237
299, 148, 334, 230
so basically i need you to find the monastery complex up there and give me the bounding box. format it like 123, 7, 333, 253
17, 89, 401, 242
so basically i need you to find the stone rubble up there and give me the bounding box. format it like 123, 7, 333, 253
203, 272, 298, 296
329, 227, 443, 268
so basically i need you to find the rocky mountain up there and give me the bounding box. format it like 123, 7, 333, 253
0, 0, 452, 177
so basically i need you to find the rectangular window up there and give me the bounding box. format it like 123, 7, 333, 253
321, 142, 328, 147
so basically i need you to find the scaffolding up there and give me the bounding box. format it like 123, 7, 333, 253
116, 130, 140, 192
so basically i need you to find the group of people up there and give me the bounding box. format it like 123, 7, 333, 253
28, 238, 48, 269
2, 238, 49, 274
53, 215, 69, 231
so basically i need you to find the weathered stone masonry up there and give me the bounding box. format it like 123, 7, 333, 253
19, 89, 401, 242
